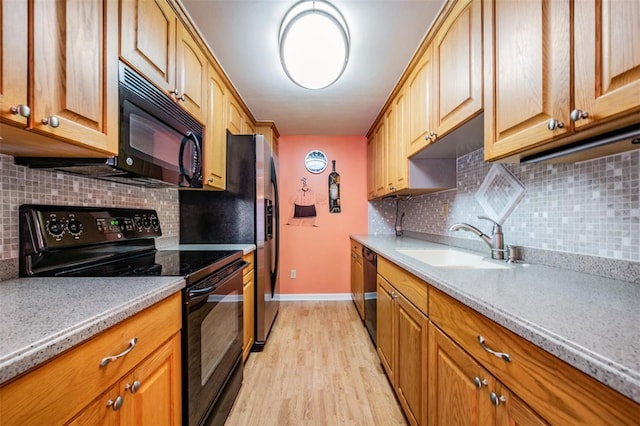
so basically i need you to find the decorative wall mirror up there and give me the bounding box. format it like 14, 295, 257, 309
304, 150, 328, 173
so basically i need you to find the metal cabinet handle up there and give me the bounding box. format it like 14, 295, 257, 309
41, 115, 60, 128
100, 337, 138, 367
172, 89, 186, 102
490, 392, 506, 407
570, 109, 589, 122
547, 119, 564, 131
106, 396, 124, 411
477, 336, 511, 362
424, 130, 438, 141
125, 380, 141, 394
473, 376, 488, 389
10, 104, 31, 118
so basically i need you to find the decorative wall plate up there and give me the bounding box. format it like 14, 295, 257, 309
304, 150, 328, 173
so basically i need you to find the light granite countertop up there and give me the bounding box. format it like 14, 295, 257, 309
351, 234, 640, 404
0, 276, 185, 385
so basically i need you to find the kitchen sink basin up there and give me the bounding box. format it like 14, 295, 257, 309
397, 248, 510, 269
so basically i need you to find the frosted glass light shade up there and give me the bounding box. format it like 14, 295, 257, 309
279, 1, 350, 90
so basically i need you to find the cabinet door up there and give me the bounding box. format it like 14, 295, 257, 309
228, 96, 243, 135
395, 295, 428, 426
494, 382, 549, 426
350, 248, 364, 320
242, 272, 255, 361
376, 275, 396, 384
0, 0, 28, 126
483, 0, 570, 161
428, 323, 495, 426
433, 0, 482, 136
573, 0, 640, 130
120, 333, 182, 425
392, 90, 408, 192
176, 24, 207, 122
32, 0, 118, 154
366, 136, 377, 200
120, 0, 176, 93
407, 46, 434, 156
374, 120, 386, 196
67, 386, 121, 426
203, 65, 228, 190
385, 106, 396, 193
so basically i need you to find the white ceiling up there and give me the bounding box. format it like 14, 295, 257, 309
180, 0, 446, 136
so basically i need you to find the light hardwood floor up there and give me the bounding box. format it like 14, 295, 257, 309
225, 301, 407, 425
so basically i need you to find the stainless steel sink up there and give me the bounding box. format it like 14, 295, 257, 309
397, 248, 510, 269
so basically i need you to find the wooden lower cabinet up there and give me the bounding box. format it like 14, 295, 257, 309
0, 294, 182, 425
69, 333, 182, 425
377, 271, 428, 426
242, 252, 255, 361
428, 322, 546, 426
350, 240, 364, 320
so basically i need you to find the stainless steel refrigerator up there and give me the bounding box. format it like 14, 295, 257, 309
179, 133, 280, 350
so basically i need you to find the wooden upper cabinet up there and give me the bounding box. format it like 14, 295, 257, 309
120, 0, 177, 93
0, 0, 28, 127
227, 96, 244, 135
573, 0, 640, 130
432, 0, 483, 137
0, 0, 118, 156
484, 0, 640, 162
203, 65, 228, 190
407, 46, 434, 157
30, 0, 118, 153
176, 24, 207, 122
120, 0, 206, 123
392, 90, 408, 192
374, 120, 386, 196
366, 135, 376, 200
483, 0, 571, 161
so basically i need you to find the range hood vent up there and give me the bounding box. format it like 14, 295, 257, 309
521, 123, 640, 164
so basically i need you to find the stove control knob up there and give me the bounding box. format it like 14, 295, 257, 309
150, 216, 160, 230
133, 217, 143, 230
46, 219, 65, 238
142, 217, 151, 229
67, 219, 83, 237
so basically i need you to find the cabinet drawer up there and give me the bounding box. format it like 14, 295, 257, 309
0, 293, 182, 425
351, 240, 362, 254
429, 288, 639, 425
378, 257, 428, 315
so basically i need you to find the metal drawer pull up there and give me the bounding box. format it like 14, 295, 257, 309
100, 337, 138, 367
477, 336, 511, 362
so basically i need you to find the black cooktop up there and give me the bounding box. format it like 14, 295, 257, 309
56, 250, 242, 283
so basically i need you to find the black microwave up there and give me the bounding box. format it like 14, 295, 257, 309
15, 62, 204, 188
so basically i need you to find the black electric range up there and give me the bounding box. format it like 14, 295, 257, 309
18, 204, 248, 426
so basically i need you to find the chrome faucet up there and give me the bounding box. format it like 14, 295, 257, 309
449, 216, 505, 260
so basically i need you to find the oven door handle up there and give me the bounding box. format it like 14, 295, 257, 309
187, 263, 246, 302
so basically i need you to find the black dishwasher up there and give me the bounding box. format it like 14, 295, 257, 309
363, 247, 377, 346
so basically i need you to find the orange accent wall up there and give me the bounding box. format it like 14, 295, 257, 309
278, 135, 368, 295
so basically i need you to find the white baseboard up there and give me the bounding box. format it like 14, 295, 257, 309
279, 293, 352, 301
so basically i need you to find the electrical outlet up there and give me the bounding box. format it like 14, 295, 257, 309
290, 269, 296, 279
442, 202, 449, 217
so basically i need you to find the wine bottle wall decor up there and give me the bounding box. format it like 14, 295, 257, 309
328, 160, 341, 213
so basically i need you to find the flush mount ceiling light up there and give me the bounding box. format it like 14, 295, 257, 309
279, 0, 350, 90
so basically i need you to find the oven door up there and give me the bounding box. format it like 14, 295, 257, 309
183, 261, 246, 426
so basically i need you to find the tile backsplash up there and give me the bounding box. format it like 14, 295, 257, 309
370, 148, 640, 264
0, 154, 180, 281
